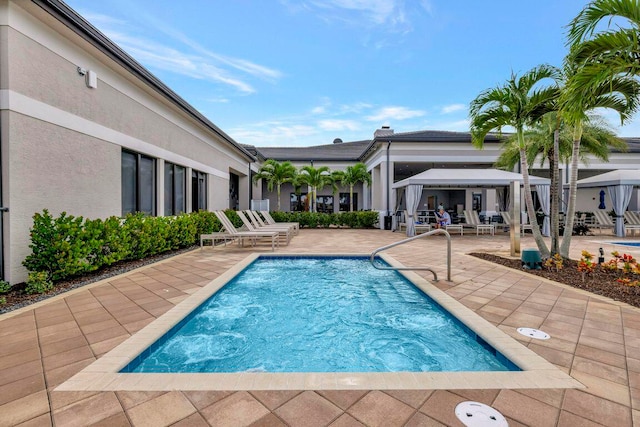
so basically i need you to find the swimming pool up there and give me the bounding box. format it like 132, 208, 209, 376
58, 253, 580, 391
608, 241, 640, 247
121, 256, 517, 373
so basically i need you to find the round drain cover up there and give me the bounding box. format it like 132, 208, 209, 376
455, 401, 508, 427
517, 327, 550, 340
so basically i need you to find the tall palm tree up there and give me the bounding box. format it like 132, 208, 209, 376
495, 112, 626, 255
337, 163, 371, 212
252, 160, 297, 211
470, 65, 561, 258
566, 0, 640, 88
559, 67, 640, 257
297, 165, 332, 212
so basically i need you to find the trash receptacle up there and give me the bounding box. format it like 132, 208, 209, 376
384, 215, 392, 230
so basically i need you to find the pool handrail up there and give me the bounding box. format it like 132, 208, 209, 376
369, 228, 451, 282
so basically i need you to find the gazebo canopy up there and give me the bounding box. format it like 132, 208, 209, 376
391, 168, 550, 189
575, 169, 640, 188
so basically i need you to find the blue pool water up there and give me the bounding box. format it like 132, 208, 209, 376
122, 256, 519, 373
609, 242, 640, 247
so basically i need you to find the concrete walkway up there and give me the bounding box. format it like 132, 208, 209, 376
1, 229, 640, 426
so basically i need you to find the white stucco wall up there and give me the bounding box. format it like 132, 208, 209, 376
0, 2, 254, 282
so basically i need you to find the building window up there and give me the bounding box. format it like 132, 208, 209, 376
290, 193, 307, 212
339, 193, 357, 211
192, 170, 207, 212
122, 150, 156, 216
164, 162, 186, 216
316, 196, 334, 213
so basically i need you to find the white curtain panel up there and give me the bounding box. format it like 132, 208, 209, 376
608, 184, 634, 237
536, 184, 551, 236
391, 188, 399, 231
405, 184, 423, 237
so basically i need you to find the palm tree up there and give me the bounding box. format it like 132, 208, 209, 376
337, 163, 371, 212
559, 67, 640, 257
297, 165, 333, 212
566, 0, 640, 87
470, 65, 561, 258
495, 112, 626, 255
252, 160, 297, 211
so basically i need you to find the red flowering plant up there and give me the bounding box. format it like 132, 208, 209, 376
607, 251, 640, 286
577, 250, 596, 282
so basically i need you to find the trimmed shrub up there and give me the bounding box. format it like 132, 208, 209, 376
25, 271, 53, 294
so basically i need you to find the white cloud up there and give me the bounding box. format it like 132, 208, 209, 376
81, 11, 281, 94
441, 103, 466, 114
282, 0, 432, 34
317, 119, 361, 131
366, 106, 426, 122
229, 122, 319, 147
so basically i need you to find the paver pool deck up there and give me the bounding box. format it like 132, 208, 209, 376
2, 228, 640, 426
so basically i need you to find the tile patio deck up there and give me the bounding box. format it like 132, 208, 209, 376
1, 229, 640, 426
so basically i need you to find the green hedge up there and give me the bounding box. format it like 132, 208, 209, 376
23, 209, 378, 283
269, 211, 379, 229
23, 209, 226, 282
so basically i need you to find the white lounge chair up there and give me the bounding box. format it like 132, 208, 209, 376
213, 211, 279, 251
592, 210, 615, 234
399, 210, 431, 234
462, 210, 494, 235
237, 210, 292, 244
624, 211, 640, 236
500, 211, 531, 235
259, 211, 299, 235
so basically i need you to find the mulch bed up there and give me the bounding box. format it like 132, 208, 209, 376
470, 252, 640, 309
0, 245, 198, 315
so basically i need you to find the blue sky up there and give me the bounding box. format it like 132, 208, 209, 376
64, 0, 640, 147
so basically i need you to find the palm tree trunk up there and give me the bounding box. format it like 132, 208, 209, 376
349, 185, 354, 212
559, 123, 583, 258
550, 128, 560, 255
519, 131, 550, 258
276, 184, 281, 211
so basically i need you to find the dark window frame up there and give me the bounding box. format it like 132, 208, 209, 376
164, 162, 186, 216
192, 169, 207, 212
122, 150, 156, 216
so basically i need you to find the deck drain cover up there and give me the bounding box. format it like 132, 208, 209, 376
455, 401, 508, 427
517, 327, 550, 340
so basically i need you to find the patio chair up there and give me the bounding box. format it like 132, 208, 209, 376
237, 210, 292, 245
500, 211, 532, 235
399, 210, 431, 234
462, 210, 494, 235
259, 211, 299, 235
200, 232, 235, 249
592, 210, 615, 234
624, 211, 640, 236
213, 211, 279, 251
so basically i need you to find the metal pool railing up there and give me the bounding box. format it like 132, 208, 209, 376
369, 228, 451, 282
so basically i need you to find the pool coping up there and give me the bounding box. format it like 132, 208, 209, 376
56, 253, 583, 391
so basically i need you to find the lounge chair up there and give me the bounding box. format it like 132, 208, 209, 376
500, 211, 531, 235
236, 211, 292, 244
624, 211, 640, 236
248, 210, 298, 236
399, 210, 431, 234
213, 211, 279, 251
200, 232, 235, 249
592, 210, 615, 234
259, 211, 300, 235
462, 210, 495, 235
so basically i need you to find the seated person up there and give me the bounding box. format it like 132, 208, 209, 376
435, 208, 451, 229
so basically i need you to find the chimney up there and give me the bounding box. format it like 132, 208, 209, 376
374, 125, 394, 138
333, 138, 343, 144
